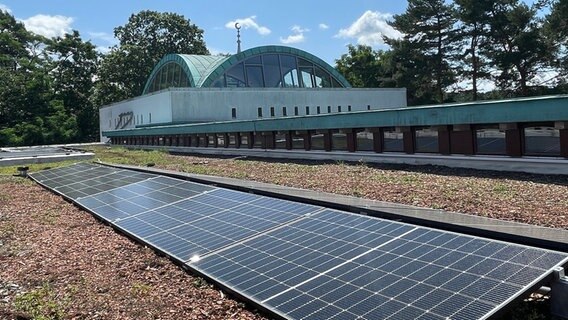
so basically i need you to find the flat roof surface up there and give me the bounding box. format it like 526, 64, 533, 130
0, 146, 94, 167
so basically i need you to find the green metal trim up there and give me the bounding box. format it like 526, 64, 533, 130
104, 95, 568, 137
198, 45, 352, 88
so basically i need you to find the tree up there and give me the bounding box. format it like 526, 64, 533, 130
0, 10, 31, 70
454, 0, 493, 100
385, 0, 459, 104
484, 0, 554, 96
94, 10, 209, 106
544, 0, 568, 85
335, 45, 394, 88
47, 30, 99, 141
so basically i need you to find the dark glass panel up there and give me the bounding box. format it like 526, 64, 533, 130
356, 131, 374, 151
332, 133, 348, 151
298, 58, 313, 67
280, 55, 299, 88
476, 125, 505, 155
331, 77, 343, 88
275, 132, 287, 149
262, 54, 282, 87
524, 126, 560, 156
292, 133, 304, 149
246, 55, 262, 64
383, 128, 404, 152
313, 66, 332, 88
311, 133, 325, 150
246, 65, 264, 87
226, 63, 246, 87
211, 76, 225, 88
415, 127, 439, 153
179, 68, 189, 87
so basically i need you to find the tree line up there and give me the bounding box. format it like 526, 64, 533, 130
1, 0, 567, 147
0, 10, 207, 146
336, 0, 568, 105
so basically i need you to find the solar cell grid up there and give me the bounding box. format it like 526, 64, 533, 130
29, 163, 568, 320
192, 209, 568, 320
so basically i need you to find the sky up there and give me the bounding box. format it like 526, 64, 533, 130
0, 0, 409, 65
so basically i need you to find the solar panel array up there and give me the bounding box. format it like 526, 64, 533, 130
30, 163, 568, 320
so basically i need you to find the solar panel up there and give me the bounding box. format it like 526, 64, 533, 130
191, 209, 568, 320
29, 163, 568, 320
32, 164, 154, 200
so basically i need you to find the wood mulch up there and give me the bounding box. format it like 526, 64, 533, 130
0, 176, 264, 320
1, 152, 567, 319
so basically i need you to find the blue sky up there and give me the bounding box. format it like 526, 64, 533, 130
0, 0, 410, 65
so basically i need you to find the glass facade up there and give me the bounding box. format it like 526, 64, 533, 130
211, 54, 344, 88
524, 125, 560, 156
147, 62, 190, 94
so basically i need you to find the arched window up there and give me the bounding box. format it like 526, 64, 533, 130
146, 62, 190, 94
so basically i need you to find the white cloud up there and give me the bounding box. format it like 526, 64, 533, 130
22, 14, 73, 38
280, 25, 308, 44
0, 3, 12, 14
291, 25, 309, 33
225, 16, 270, 36
280, 33, 305, 44
88, 32, 117, 44
318, 23, 329, 30
335, 10, 402, 47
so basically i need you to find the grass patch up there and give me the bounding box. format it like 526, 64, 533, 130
131, 283, 152, 297
14, 283, 68, 320
85, 146, 171, 167
38, 209, 60, 225
493, 183, 511, 194
0, 160, 79, 176
192, 277, 210, 289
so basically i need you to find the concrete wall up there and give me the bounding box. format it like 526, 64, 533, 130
100, 87, 407, 141
170, 88, 407, 122
99, 91, 173, 141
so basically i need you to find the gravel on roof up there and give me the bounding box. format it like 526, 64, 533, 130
0, 177, 264, 320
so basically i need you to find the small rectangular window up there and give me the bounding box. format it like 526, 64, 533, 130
282, 107, 287, 116
258, 107, 263, 118
270, 107, 275, 117
231, 108, 237, 119
348, 105, 352, 112
149, 113, 152, 123
294, 106, 299, 116
305, 106, 310, 115
338, 105, 342, 112
141, 114, 144, 124
367, 105, 371, 110
327, 106, 331, 113
317, 106, 321, 114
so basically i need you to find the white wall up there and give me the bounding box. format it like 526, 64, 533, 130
99, 88, 407, 140
170, 88, 407, 122
99, 91, 173, 141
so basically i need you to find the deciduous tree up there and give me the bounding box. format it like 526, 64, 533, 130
95, 10, 209, 105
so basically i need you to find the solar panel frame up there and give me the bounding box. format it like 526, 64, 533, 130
190, 209, 568, 320
29, 163, 568, 320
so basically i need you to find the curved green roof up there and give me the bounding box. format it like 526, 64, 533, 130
142, 54, 229, 94
142, 45, 352, 94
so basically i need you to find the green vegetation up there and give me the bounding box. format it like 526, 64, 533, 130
335, 0, 568, 105
130, 283, 152, 297
14, 284, 69, 320
0, 10, 207, 147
